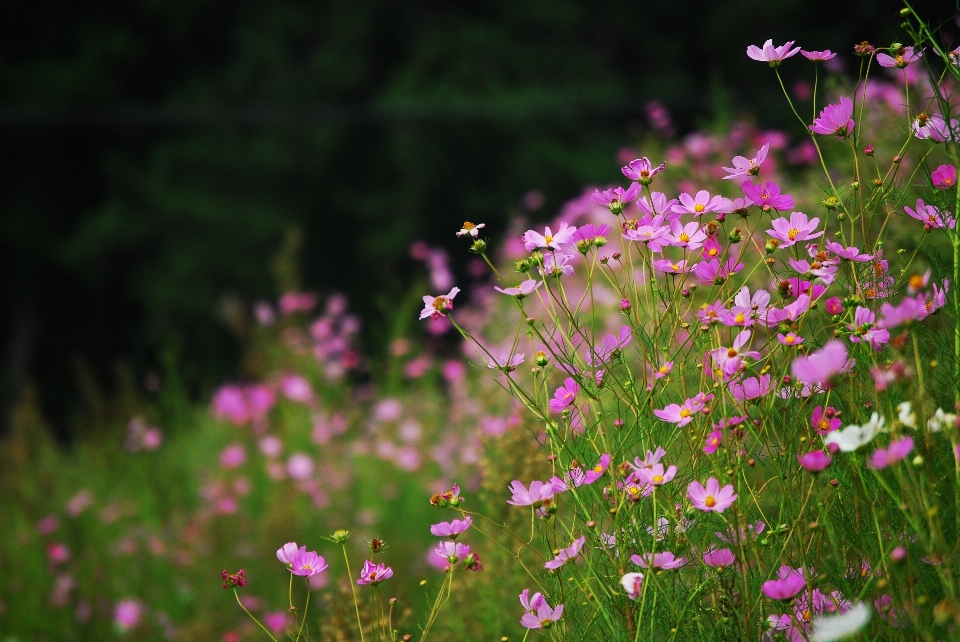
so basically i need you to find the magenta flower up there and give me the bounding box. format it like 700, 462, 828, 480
591, 325, 632, 365
677, 190, 734, 216
913, 114, 960, 143
631, 446, 667, 470
798, 450, 832, 472
809, 97, 855, 138
219, 443, 247, 469
687, 478, 737, 512
583, 454, 611, 484
762, 566, 806, 600
494, 279, 543, 298
703, 548, 736, 568
877, 46, 921, 68
721, 143, 769, 179
825, 241, 872, 262
904, 198, 955, 230
114, 599, 142, 632
544, 537, 585, 570
654, 397, 700, 427
519, 589, 545, 612
825, 297, 844, 315
729, 374, 773, 402
867, 436, 914, 470
632, 551, 686, 570
636, 191, 678, 218
790, 340, 854, 387
767, 211, 824, 247
571, 223, 611, 246
801, 49, 836, 61
549, 378, 580, 413
430, 516, 472, 539
507, 480, 554, 507
878, 294, 929, 328
848, 306, 890, 351
703, 428, 723, 454
486, 353, 525, 372
420, 287, 460, 320
523, 223, 578, 251
520, 599, 564, 629
550, 467, 586, 493
277, 542, 305, 567
741, 180, 795, 211
435, 541, 470, 564
693, 256, 744, 285
356, 559, 392, 585
291, 549, 328, 578
621, 157, 665, 185
811, 406, 841, 435
591, 184, 641, 214
747, 39, 801, 66
932, 164, 957, 189
620, 572, 644, 600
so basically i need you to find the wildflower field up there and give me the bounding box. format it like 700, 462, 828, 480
4, 7, 960, 641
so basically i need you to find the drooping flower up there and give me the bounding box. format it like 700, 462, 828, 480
747, 39, 801, 66
621, 157, 665, 185
456, 221, 485, 238
632, 551, 686, 570
549, 378, 580, 413
687, 478, 737, 513
767, 212, 824, 247
809, 97, 855, 138
507, 480, 554, 507
519, 589, 545, 612
762, 566, 806, 600
430, 516, 472, 539
742, 180, 795, 210
544, 537, 586, 570
867, 436, 914, 470
903, 198, 955, 230
520, 599, 564, 629
434, 541, 471, 564
876, 46, 921, 68
356, 560, 392, 585
702, 548, 736, 568
494, 279, 543, 298
523, 223, 578, 251
878, 294, 929, 328
824, 241, 872, 262
791, 341, 853, 388
932, 164, 956, 189
485, 353, 525, 372
291, 549, 328, 578
420, 287, 460, 320
721, 143, 770, 179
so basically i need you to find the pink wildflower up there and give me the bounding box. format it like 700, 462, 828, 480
523, 223, 578, 251
798, 450, 832, 472
824, 297, 844, 315
630, 447, 666, 470
291, 549, 328, 578
848, 306, 890, 350
904, 198, 955, 230
825, 241, 872, 262
519, 589, 545, 612
549, 378, 580, 413
654, 397, 699, 427
687, 478, 737, 513
811, 406, 841, 435
867, 436, 914, 470
721, 143, 770, 179
507, 480, 554, 507
742, 180, 795, 210
621, 157, 665, 185
620, 572, 644, 600
747, 39, 801, 66
277, 542, 305, 567
632, 551, 685, 570
801, 49, 836, 61
583, 454, 611, 484
693, 256, 744, 285
494, 279, 543, 298
665, 220, 708, 250
878, 294, 929, 328
636, 463, 677, 486
717, 521, 765, 544
703, 428, 723, 454
809, 97, 855, 138
357, 560, 392, 585
486, 353, 525, 372
430, 516, 472, 539
434, 541, 470, 564
877, 46, 921, 68
703, 548, 736, 568
591, 184, 641, 215
420, 287, 460, 320
456, 221, 485, 238
932, 164, 956, 189
767, 212, 824, 247
777, 332, 804, 346
677, 190, 734, 216
219, 444, 246, 469
544, 537, 585, 570
729, 374, 772, 401
114, 599, 142, 632
520, 599, 564, 629
790, 340, 853, 387
762, 566, 806, 600
913, 114, 960, 142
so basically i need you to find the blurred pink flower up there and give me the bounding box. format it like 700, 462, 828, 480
762, 566, 806, 600
632, 551, 685, 570
280, 374, 314, 404
37, 514, 60, 535
219, 444, 247, 469
431, 516, 472, 539
263, 612, 289, 635
46, 542, 70, 564
703, 548, 736, 568
420, 287, 460, 321
867, 436, 914, 470
544, 537, 585, 570
287, 453, 314, 480
791, 340, 854, 387
798, 450, 832, 472
278, 291, 318, 315
113, 599, 142, 632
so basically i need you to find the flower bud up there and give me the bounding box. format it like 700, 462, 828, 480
368, 538, 384, 553
728, 228, 743, 244
620, 299, 631, 312
469, 239, 488, 254
912, 455, 924, 466
706, 221, 720, 236
681, 288, 691, 298
837, 212, 847, 221
611, 252, 622, 261
332, 529, 351, 543
534, 351, 548, 367
765, 239, 780, 254
515, 259, 531, 273
821, 196, 840, 210
893, 155, 902, 163
716, 213, 727, 223
873, 178, 882, 188
863, 144, 874, 156
849, 181, 859, 190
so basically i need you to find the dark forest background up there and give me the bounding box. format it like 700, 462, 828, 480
1, 0, 955, 438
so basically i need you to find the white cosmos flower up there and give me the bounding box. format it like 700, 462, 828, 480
927, 407, 957, 433
897, 402, 916, 429
824, 413, 884, 452
810, 602, 871, 641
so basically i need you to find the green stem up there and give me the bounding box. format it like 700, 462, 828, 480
342, 544, 367, 642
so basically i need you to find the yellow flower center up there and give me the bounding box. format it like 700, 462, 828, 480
679, 233, 690, 242
785, 335, 795, 344
679, 408, 692, 418
787, 228, 800, 240
462, 221, 476, 230
544, 235, 554, 244
652, 475, 664, 483
671, 264, 681, 271
593, 465, 603, 473
659, 365, 670, 374
628, 486, 640, 496
704, 496, 716, 508
727, 348, 738, 358
818, 419, 830, 431
708, 248, 718, 257
431, 297, 448, 310
734, 313, 746, 324
694, 204, 706, 213
909, 275, 925, 290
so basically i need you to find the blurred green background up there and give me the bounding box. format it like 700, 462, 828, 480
1, 0, 954, 438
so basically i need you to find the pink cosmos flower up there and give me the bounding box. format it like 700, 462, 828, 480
703, 548, 736, 568
623, 215, 671, 250
494, 279, 543, 298
848, 306, 889, 350
544, 537, 585, 570
632, 551, 686, 570
867, 436, 914, 470
677, 190, 734, 216
523, 223, 578, 251
620, 572, 644, 600
801, 49, 836, 61
549, 378, 580, 413
762, 566, 806, 600
291, 549, 328, 578
741, 180, 795, 210
636, 191, 678, 218
636, 463, 677, 486
550, 467, 586, 493
693, 256, 744, 285
825, 297, 844, 315
219, 444, 247, 469
652, 361, 673, 380
277, 542, 305, 567
591, 325, 632, 365
798, 450, 832, 472
904, 198, 955, 230
729, 374, 772, 401
592, 184, 641, 214
435, 541, 470, 564
809, 97, 855, 138
701, 235, 722, 260
721, 143, 769, 179
520, 599, 564, 629
539, 250, 574, 277
507, 480, 554, 507
717, 520, 766, 544
654, 397, 700, 427
777, 332, 804, 346
621, 157, 665, 184
430, 516, 472, 539
791, 340, 854, 387
687, 478, 737, 512
420, 287, 460, 320
703, 428, 723, 454
747, 39, 801, 66
932, 164, 957, 189
456, 221, 485, 237
583, 454, 611, 484
571, 223, 611, 246
878, 294, 929, 328
519, 589, 545, 612
767, 212, 824, 247
486, 353, 525, 372
825, 241, 872, 262
877, 46, 921, 68
280, 374, 313, 404
913, 114, 960, 143
356, 560, 392, 585
630, 447, 667, 470
665, 220, 707, 250
287, 453, 314, 480
811, 406, 841, 435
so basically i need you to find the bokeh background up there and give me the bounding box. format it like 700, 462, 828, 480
0, 0, 954, 438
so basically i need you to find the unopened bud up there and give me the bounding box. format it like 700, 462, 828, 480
332, 529, 351, 543
863, 144, 874, 156
912, 455, 924, 466
681, 288, 691, 298
893, 155, 902, 163
612, 252, 622, 261
821, 196, 840, 210
849, 181, 859, 190
728, 228, 743, 244
765, 239, 780, 254
716, 213, 726, 223
837, 212, 847, 221
873, 178, 882, 187
620, 299, 631, 312
515, 259, 531, 273
470, 239, 488, 254
534, 351, 548, 367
